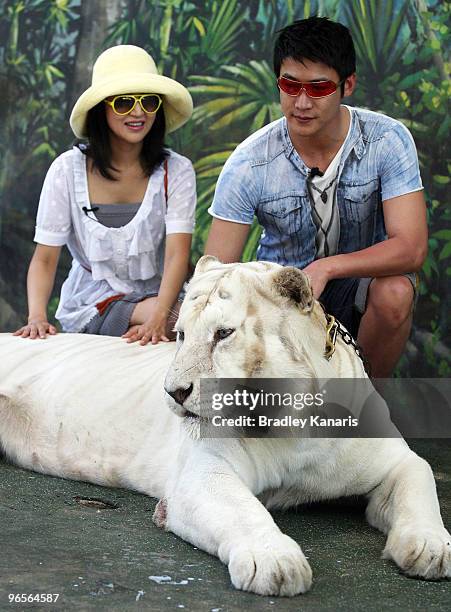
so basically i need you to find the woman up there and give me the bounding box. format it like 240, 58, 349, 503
14, 45, 195, 345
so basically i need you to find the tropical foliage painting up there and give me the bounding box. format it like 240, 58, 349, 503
0, 0, 449, 376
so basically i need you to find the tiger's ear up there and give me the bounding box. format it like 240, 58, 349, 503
193, 255, 221, 276
272, 267, 314, 313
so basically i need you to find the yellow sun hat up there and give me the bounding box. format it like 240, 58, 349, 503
70, 45, 193, 138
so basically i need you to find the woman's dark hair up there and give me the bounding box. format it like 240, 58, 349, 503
273, 17, 356, 95
76, 101, 168, 180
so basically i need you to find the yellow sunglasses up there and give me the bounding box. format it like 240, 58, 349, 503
105, 94, 163, 115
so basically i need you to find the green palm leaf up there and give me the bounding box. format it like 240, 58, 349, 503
194, 144, 237, 186
200, 0, 247, 64
192, 97, 238, 124
190, 60, 281, 134
342, 0, 410, 82
210, 101, 261, 130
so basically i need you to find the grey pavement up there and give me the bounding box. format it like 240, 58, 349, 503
0, 440, 450, 611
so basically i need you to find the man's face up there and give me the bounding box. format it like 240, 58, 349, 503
278, 57, 355, 141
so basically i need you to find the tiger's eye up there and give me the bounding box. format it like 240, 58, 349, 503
215, 328, 235, 341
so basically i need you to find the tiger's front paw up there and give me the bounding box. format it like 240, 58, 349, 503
224, 533, 312, 596
383, 524, 451, 579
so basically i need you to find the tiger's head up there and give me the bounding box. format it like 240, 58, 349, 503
164, 256, 356, 421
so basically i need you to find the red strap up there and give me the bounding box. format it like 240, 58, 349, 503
164, 158, 168, 208
96, 294, 125, 316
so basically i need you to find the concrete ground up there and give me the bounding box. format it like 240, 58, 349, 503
0, 440, 450, 612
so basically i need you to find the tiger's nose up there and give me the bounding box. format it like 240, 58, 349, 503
165, 383, 194, 406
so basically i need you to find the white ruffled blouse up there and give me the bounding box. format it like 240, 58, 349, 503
34, 146, 196, 332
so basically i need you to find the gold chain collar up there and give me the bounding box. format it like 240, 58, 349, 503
320, 304, 370, 375
324, 312, 339, 360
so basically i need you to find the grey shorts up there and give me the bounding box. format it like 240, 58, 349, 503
81, 291, 183, 337
319, 272, 419, 339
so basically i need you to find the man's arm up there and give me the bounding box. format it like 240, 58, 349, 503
204, 143, 257, 263
303, 190, 428, 297
204, 218, 251, 263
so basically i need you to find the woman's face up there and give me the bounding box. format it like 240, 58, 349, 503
104, 93, 158, 146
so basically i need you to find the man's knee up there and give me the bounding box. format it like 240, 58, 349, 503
366, 276, 414, 329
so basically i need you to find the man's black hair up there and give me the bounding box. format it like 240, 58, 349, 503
273, 17, 356, 91
77, 101, 168, 180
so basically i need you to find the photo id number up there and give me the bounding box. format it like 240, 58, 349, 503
8, 593, 60, 603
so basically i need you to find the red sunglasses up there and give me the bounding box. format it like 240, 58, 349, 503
277, 76, 343, 99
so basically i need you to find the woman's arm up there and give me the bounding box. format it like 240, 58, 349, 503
123, 233, 192, 345
124, 156, 196, 345
14, 244, 61, 338
156, 233, 192, 313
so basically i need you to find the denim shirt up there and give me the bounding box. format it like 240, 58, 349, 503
209, 106, 423, 268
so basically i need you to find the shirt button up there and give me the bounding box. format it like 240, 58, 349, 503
117, 249, 123, 255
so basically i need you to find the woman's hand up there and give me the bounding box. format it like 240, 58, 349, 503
13, 317, 57, 339
122, 310, 170, 346
19, 244, 61, 339
123, 234, 191, 347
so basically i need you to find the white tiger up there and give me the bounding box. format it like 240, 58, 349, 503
0, 256, 449, 597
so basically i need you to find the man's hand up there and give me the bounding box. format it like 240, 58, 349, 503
302, 259, 332, 299
13, 317, 57, 339
122, 310, 170, 346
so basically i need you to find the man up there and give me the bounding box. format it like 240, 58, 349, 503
205, 17, 427, 377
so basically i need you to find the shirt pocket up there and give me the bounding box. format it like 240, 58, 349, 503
258, 196, 304, 236
341, 178, 379, 223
